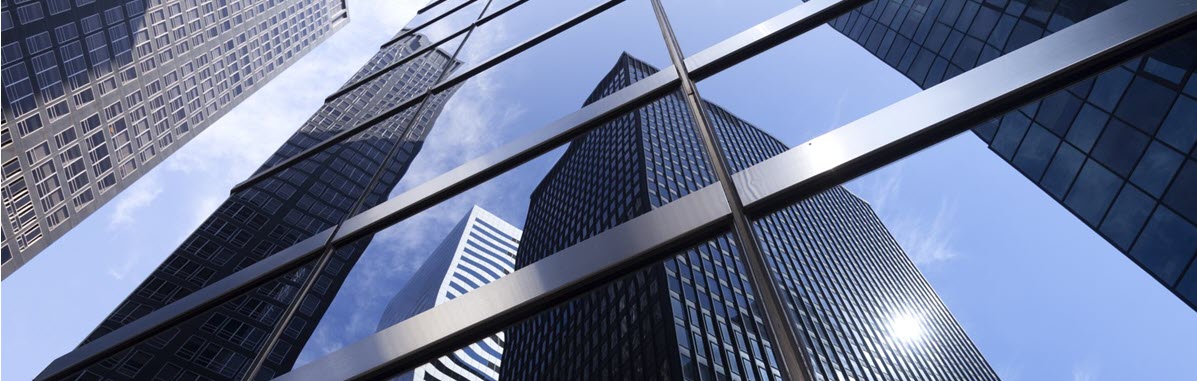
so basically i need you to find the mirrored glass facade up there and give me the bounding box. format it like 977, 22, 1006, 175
378, 205, 520, 381
502, 54, 996, 381
36, 0, 1197, 380
822, 0, 1197, 309
0, 0, 351, 277
60, 30, 463, 380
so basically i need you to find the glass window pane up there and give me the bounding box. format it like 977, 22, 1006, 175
1131, 141, 1185, 198
1090, 119, 1149, 177
1099, 185, 1154, 250
1162, 159, 1197, 223
1157, 94, 1197, 153
1065, 103, 1108, 153
1129, 207, 1197, 284
1113, 76, 1177, 134
1040, 142, 1086, 200
1064, 160, 1121, 226
1012, 123, 1060, 181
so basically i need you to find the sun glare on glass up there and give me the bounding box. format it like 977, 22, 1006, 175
890, 312, 925, 344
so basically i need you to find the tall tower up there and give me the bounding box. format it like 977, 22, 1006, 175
823, 0, 1197, 309
501, 54, 996, 380
56, 31, 463, 380
378, 205, 520, 381
0, 0, 351, 277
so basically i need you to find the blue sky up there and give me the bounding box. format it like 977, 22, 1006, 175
4, 1, 1197, 380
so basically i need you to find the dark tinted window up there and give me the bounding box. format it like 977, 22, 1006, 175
1163, 160, 1197, 223
1099, 186, 1153, 250
1088, 67, 1133, 112
1130, 207, 1197, 284
1114, 77, 1177, 134
1090, 119, 1149, 177
1013, 124, 1059, 180
1157, 95, 1197, 153
1064, 160, 1122, 226
1041, 143, 1086, 199
1066, 104, 1107, 152
1131, 142, 1186, 197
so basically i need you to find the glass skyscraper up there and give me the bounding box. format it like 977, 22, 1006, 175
55, 31, 463, 380
0, 0, 350, 278
501, 53, 996, 381
378, 205, 520, 381
822, 0, 1197, 310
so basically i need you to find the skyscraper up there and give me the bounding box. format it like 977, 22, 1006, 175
501, 54, 996, 380
53, 31, 463, 380
822, 0, 1197, 309
378, 205, 520, 381
0, 0, 350, 277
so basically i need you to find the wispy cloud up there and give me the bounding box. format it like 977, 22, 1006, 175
108, 174, 164, 229
850, 164, 960, 266
1073, 361, 1099, 381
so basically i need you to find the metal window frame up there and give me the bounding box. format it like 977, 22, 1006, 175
234, 0, 625, 194
278, 0, 1197, 379
34, 0, 1197, 379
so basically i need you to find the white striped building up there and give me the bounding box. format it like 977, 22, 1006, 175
378, 205, 521, 381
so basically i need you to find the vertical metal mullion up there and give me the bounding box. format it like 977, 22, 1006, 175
646, 1, 813, 380
240, 2, 495, 379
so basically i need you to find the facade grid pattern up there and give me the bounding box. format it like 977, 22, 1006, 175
60, 26, 464, 380
32, 0, 1197, 380
378, 206, 521, 381
825, 0, 1197, 309
502, 54, 995, 381
0, 0, 350, 275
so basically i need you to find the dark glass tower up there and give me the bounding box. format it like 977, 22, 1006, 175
501, 54, 996, 380
822, 0, 1197, 309
58, 32, 462, 380
0, 0, 350, 277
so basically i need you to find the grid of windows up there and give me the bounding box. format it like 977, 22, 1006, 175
502, 54, 995, 381
377, 206, 521, 381
0, 0, 350, 276
39, 1, 1194, 380
825, 0, 1197, 309
66, 31, 464, 380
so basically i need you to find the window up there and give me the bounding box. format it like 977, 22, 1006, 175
1129, 207, 1197, 284
1099, 186, 1154, 250
1089, 67, 1133, 112
1130, 142, 1184, 197
1162, 160, 1197, 223
1012, 124, 1060, 181
1064, 160, 1122, 226
1114, 76, 1176, 134
1065, 104, 1108, 153
1157, 95, 1197, 153
1090, 119, 1149, 177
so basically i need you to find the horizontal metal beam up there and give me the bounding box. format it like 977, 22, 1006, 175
38, 0, 1196, 378
35, 230, 335, 381
333, 68, 680, 244
277, 185, 733, 381
237, 0, 624, 194
733, 0, 1197, 217
381, 0, 479, 50
273, 0, 1197, 379
326, 28, 469, 103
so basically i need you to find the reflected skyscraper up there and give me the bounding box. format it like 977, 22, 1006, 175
59, 31, 463, 380
378, 205, 520, 381
0, 0, 350, 277
501, 54, 996, 380
823, 0, 1197, 309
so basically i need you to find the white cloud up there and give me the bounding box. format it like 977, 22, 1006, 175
850, 164, 960, 266
108, 173, 164, 229
1073, 361, 1099, 381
